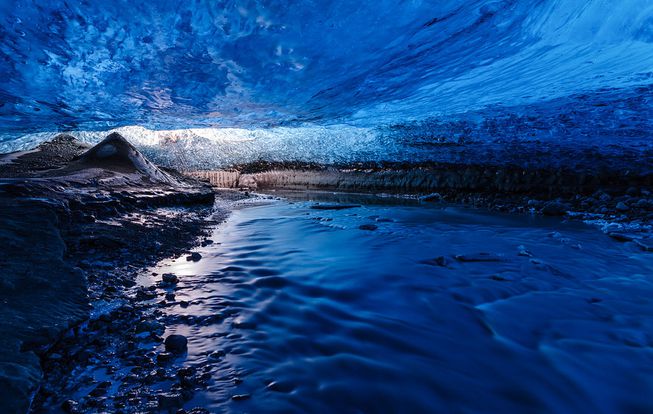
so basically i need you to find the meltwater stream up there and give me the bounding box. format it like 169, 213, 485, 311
146, 193, 653, 414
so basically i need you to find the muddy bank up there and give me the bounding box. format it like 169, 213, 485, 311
189, 162, 653, 229
0, 134, 218, 413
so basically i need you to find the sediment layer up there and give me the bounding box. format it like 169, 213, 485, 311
188, 163, 653, 224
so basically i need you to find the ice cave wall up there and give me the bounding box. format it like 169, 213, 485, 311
1, 0, 653, 168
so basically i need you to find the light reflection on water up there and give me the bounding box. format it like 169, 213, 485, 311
148, 194, 653, 413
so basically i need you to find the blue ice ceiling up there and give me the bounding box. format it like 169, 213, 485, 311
2, 0, 653, 136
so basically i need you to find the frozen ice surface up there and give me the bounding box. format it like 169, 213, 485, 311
1, 1, 653, 165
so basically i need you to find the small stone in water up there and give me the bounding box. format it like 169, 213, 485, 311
187, 252, 202, 262
608, 232, 634, 242
61, 400, 79, 414
164, 334, 188, 354
359, 224, 378, 231
208, 350, 226, 360
157, 393, 184, 410
156, 352, 175, 365
162, 273, 178, 284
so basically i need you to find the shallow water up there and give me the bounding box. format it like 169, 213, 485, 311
148, 193, 653, 414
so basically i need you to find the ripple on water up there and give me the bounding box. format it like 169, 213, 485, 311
149, 199, 653, 413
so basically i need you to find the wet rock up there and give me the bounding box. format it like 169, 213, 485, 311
608, 232, 635, 242
597, 192, 612, 202
421, 256, 448, 267
156, 352, 175, 365
164, 334, 188, 354
136, 320, 164, 334
89, 381, 111, 397
233, 320, 257, 329
177, 366, 196, 379
359, 224, 378, 231
186, 252, 202, 262
419, 193, 442, 202
201, 239, 214, 247
231, 394, 251, 401
165, 292, 176, 301
517, 245, 534, 257
616, 202, 630, 212
527, 199, 542, 208
635, 199, 653, 210
627, 187, 640, 196
266, 380, 295, 393
489, 275, 513, 282
158, 393, 184, 410
61, 399, 80, 414
186, 409, 211, 414
162, 273, 179, 284
541, 201, 568, 216
208, 350, 226, 360
135, 287, 157, 301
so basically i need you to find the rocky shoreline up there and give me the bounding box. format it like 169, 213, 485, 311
190, 161, 653, 247
2, 134, 652, 413
0, 134, 226, 413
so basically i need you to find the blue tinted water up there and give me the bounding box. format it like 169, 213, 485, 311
149, 193, 653, 413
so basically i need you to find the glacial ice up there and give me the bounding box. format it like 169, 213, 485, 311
1, 1, 653, 165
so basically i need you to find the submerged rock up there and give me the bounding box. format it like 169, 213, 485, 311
608, 232, 635, 242
359, 224, 378, 231
421, 256, 449, 267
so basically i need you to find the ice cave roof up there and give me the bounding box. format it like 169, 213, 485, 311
1, 0, 653, 136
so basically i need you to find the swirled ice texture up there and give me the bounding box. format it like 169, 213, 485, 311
2, 0, 653, 166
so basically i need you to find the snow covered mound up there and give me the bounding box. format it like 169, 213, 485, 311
67, 132, 177, 183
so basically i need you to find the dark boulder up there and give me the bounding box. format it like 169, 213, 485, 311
164, 334, 188, 354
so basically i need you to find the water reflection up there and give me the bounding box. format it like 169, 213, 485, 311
147, 196, 653, 413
